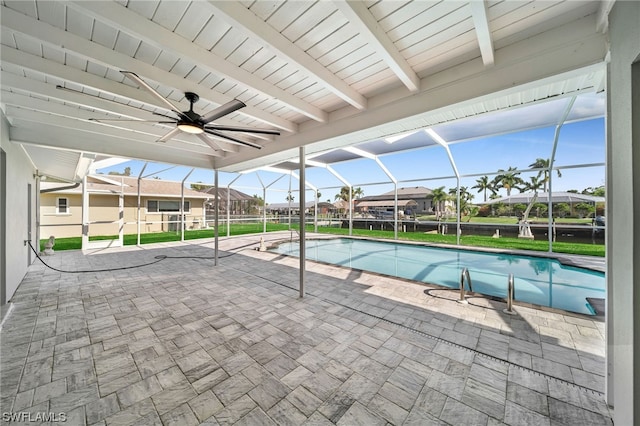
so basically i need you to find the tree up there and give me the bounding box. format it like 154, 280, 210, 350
582, 185, 605, 197
575, 202, 596, 218
430, 186, 449, 218
334, 186, 364, 202
493, 167, 523, 196
519, 175, 545, 223
466, 206, 479, 222
554, 203, 571, 218
533, 202, 548, 217
448, 186, 474, 216
248, 195, 264, 215
108, 166, 131, 176
529, 158, 561, 192
472, 176, 496, 202
190, 182, 212, 191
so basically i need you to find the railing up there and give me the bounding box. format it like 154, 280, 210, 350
503, 273, 517, 315
457, 268, 518, 315
458, 267, 473, 304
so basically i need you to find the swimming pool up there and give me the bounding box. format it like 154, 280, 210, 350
271, 238, 605, 316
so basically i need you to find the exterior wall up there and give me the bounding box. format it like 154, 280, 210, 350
0, 110, 37, 303
40, 193, 83, 239
40, 193, 206, 238
125, 196, 205, 234
607, 2, 640, 424
87, 194, 120, 237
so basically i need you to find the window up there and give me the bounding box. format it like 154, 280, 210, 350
147, 200, 190, 213
56, 197, 68, 214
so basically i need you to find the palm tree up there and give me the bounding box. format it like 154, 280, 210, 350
494, 167, 523, 196
448, 186, 474, 216
519, 175, 545, 234
430, 186, 449, 218
529, 158, 561, 192
353, 187, 364, 199
472, 176, 496, 202
334, 186, 364, 201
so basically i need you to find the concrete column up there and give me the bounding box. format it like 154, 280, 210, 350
606, 2, 640, 424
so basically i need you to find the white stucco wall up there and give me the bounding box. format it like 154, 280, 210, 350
0, 109, 37, 303
606, 2, 640, 424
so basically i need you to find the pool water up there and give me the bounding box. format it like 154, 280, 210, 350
271, 238, 605, 316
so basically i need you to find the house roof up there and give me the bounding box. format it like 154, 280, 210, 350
356, 200, 418, 208
41, 175, 209, 199
267, 201, 334, 210
484, 192, 605, 205
201, 187, 254, 202
358, 186, 433, 202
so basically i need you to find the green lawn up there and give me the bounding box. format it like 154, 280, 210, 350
415, 215, 592, 224
42, 223, 291, 251
43, 222, 604, 257
308, 227, 604, 257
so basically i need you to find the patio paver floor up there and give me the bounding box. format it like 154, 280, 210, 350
0, 232, 611, 425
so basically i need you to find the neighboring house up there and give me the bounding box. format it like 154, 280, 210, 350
200, 187, 259, 215
355, 186, 434, 215
266, 201, 335, 215
484, 192, 606, 217
40, 175, 210, 239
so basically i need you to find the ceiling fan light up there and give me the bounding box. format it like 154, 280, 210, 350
177, 122, 204, 134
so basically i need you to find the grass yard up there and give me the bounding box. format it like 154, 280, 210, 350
415, 215, 593, 225
309, 227, 604, 257
41, 222, 604, 257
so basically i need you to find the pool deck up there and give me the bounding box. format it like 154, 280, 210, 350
0, 232, 610, 425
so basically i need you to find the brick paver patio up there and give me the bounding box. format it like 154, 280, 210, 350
0, 233, 611, 425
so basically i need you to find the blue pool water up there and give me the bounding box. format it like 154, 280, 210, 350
271, 238, 605, 315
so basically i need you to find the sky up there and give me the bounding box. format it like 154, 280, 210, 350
96, 116, 605, 205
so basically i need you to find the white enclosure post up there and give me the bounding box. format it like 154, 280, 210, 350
299, 146, 306, 298
81, 175, 89, 250
136, 163, 148, 246
118, 179, 124, 246
214, 169, 219, 266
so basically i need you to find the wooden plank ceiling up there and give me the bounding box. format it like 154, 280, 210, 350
0, 0, 610, 178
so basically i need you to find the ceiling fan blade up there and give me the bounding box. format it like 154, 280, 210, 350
121, 71, 187, 119
152, 111, 180, 121
157, 127, 183, 143
89, 118, 176, 123
204, 125, 280, 135
196, 133, 224, 151
205, 129, 262, 149
201, 99, 246, 124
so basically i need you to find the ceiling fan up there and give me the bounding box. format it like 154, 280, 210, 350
91, 71, 280, 150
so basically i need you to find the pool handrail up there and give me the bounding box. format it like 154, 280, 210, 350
503, 273, 517, 315
458, 267, 473, 304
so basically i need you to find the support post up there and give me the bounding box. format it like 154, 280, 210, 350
348, 187, 353, 236
81, 175, 89, 250
180, 169, 194, 243
394, 183, 398, 240
214, 169, 219, 266
299, 146, 306, 298
136, 163, 148, 246
118, 179, 124, 246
